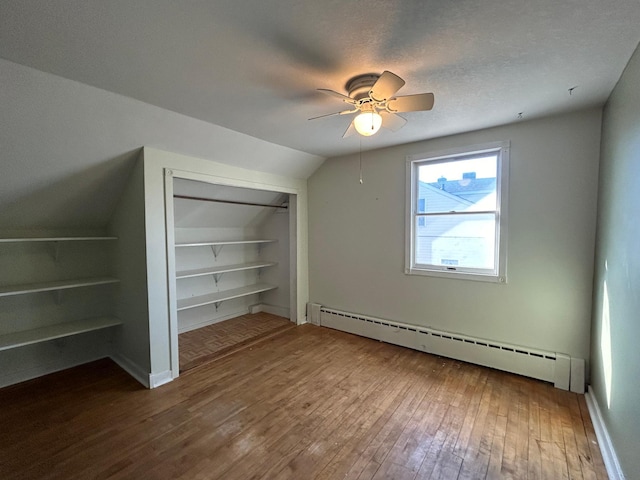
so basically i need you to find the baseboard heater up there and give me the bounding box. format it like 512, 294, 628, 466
310, 304, 583, 392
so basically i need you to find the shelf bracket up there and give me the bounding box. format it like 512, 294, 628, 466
214, 301, 222, 311
212, 273, 223, 286
211, 245, 223, 259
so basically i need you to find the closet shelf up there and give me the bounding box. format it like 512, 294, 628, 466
0, 277, 120, 298
177, 283, 277, 311
0, 316, 122, 352
175, 239, 276, 248
0, 237, 117, 243
176, 261, 277, 279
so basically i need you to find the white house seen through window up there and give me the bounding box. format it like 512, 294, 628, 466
405, 142, 509, 282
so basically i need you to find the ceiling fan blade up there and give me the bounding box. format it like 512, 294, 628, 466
380, 111, 407, 132
343, 121, 356, 138
318, 88, 356, 103
387, 93, 435, 112
369, 71, 405, 102
308, 109, 357, 120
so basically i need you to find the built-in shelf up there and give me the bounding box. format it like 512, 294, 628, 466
176, 261, 277, 279
0, 316, 122, 352
175, 239, 276, 248
0, 237, 117, 243
177, 283, 277, 311
0, 235, 120, 386
0, 277, 120, 298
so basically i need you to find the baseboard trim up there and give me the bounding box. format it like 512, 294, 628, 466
260, 304, 290, 319
149, 370, 173, 389
252, 303, 301, 324
110, 353, 150, 389
0, 353, 108, 389
178, 308, 250, 334
585, 386, 625, 480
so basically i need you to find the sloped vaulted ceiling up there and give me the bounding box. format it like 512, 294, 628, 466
172, 179, 289, 229
2, 0, 639, 158
1, 1, 639, 230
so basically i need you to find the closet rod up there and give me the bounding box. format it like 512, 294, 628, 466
174, 194, 288, 209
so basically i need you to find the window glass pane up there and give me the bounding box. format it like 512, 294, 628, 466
415, 213, 496, 270
417, 155, 497, 213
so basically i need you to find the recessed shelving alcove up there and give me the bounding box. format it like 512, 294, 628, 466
165, 171, 297, 375
0, 236, 121, 384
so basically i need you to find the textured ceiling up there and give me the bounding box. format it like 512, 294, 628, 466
1, 0, 639, 158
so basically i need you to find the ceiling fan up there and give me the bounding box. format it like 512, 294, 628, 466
311, 71, 434, 138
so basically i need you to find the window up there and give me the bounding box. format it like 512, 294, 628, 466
417, 199, 426, 227
405, 142, 509, 282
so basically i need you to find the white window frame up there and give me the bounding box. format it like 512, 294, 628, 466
405, 141, 510, 283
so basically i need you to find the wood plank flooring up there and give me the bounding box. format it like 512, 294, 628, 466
0, 324, 608, 479
179, 312, 294, 371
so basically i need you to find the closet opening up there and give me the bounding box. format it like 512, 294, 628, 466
165, 174, 298, 374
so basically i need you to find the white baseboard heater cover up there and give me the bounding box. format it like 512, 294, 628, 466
316, 305, 578, 391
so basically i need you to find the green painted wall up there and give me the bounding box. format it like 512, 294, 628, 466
591, 42, 640, 479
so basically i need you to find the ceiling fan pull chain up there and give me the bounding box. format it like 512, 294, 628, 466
359, 139, 363, 184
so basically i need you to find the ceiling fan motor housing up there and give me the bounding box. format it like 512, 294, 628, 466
346, 74, 380, 101
314, 70, 434, 137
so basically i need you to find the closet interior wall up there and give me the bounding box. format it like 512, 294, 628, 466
0, 235, 119, 387
172, 179, 292, 334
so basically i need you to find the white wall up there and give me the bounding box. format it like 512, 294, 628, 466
175, 226, 265, 332
259, 205, 292, 318
0, 58, 324, 230
172, 183, 292, 327
107, 158, 151, 385
0, 238, 116, 387
590, 42, 640, 480
142, 148, 309, 382
0, 57, 322, 387
308, 108, 601, 363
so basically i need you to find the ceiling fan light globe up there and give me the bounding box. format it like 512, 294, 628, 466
353, 112, 382, 136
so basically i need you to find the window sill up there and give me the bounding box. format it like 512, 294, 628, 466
405, 267, 507, 283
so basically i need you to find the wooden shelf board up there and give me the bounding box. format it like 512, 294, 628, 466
0, 237, 117, 243
0, 277, 120, 298
175, 239, 277, 248
0, 316, 122, 352
177, 283, 277, 311
176, 261, 277, 279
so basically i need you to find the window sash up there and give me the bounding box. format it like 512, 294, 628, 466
405, 142, 509, 283
413, 211, 499, 274
415, 210, 497, 217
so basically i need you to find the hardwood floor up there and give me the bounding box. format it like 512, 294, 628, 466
179, 312, 294, 371
0, 325, 607, 479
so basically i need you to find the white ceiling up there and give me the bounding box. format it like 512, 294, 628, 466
1, 1, 639, 158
